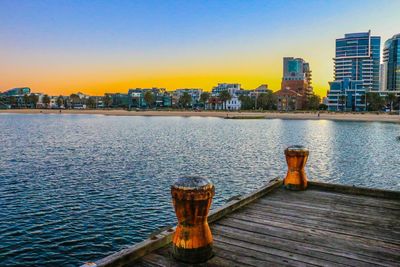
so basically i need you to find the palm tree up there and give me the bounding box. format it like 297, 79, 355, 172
179, 92, 192, 109
29, 94, 39, 108
70, 94, 80, 108
23, 94, 29, 108
144, 91, 155, 109
306, 94, 321, 110
56, 96, 64, 108
219, 90, 231, 110
87, 97, 96, 109
360, 93, 366, 110
200, 92, 210, 110
238, 95, 255, 110
367, 93, 385, 111
339, 95, 346, 111
9, 96, 17, 108
42, 95, 50, 108
386, 93, 397, 112
103, 95, 112, 109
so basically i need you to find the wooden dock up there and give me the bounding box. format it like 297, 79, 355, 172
84, 179, 400, 267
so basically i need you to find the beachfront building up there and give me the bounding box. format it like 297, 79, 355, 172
1, 87, 31, 96
0, 87, 32, 108
328, 78, 364, 111
172, 88, 203, 108
106, 93, 130, 108
275, 57, 313, 111
380, 63, 387, 91
248, 84, 270, 98
327, 31, 381, 111
128, 88, 172, 109
275, 87, 303, 111
209, 83, 241, 110
383, 33, 400, 91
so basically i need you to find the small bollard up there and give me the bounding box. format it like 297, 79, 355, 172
284, 145, 309, 190
171, 176, 215, 263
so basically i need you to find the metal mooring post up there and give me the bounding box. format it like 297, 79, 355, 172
171, 176, 215, 263
284, 145, 309, 190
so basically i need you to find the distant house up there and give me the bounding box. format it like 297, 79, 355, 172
128, 88, 172, 109
210, 83, 242, 110
106, 93, 129, 108
173, 88, 203, 108
275, 87, 304, 111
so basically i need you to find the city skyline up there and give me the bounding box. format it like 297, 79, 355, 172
1, 0, 399, 96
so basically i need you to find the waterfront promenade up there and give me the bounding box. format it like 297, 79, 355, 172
1, 109, 400, 123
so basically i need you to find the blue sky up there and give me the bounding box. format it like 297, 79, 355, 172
1, 0, 399, 95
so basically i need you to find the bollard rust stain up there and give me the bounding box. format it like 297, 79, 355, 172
171, 177, 215, 263
284, 145, 309, 190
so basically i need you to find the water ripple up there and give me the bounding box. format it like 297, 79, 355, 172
0, 115, 399, 266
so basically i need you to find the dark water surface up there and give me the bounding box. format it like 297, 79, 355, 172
0, 114, 399, 266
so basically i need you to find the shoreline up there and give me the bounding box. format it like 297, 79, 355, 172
1, 109, 400, 123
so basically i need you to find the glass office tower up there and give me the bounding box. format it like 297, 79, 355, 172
327, 31, 381, 111
383, 34, 400, 91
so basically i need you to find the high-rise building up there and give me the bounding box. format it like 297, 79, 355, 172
326, 31, 381, 111
380, 63, 387, 91
383, 33, 400, 91
276, 57, 313, 110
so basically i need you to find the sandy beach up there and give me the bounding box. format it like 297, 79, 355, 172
1, 109, 400, 123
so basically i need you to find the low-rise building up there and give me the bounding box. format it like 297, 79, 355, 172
173, 88, 202, 108
2, 87, 31, 96
210, 83, 241, 110
128, 88, 172, 108
326, 78, 364, 111
106, 93, 129, 108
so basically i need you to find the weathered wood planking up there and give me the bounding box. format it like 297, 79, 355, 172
85, 179, 282, 267
84, 180, 400, 267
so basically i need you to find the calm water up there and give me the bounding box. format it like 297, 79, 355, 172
0, 114, 399, 266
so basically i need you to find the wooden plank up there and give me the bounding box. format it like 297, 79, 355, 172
212, 246, 274, 267
270, 187, 400, 211
214, 230, 350, 266
139, 252, 233, 267
264, 190, 400, 216
226, 212, 400, 251
248, 202, 399, 231
216, 217, 400, 264
208, 178, 283, 223
213, 235, 318, 267
87, 179, 282, 267
152, 245, 242, 267
305, 189, 400, 210
82, 180, 400, 267
212, 224, 381, 267
308, 181, 400, 200
253, 196, 400, 233
238, 208, 400, 245
229, 213, 400, 251
255, 198, 400, 226
266, 187, 400, 210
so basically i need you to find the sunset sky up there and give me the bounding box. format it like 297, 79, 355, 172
1, 0, 399, 96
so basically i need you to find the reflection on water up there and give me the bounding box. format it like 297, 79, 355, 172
0, 114, 399, 266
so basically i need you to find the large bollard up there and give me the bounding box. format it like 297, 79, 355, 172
284, 145, 309, 190
171, 176, 215, 263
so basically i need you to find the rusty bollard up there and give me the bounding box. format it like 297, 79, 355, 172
284, 145, 309, 190
171, 177, 215, 263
